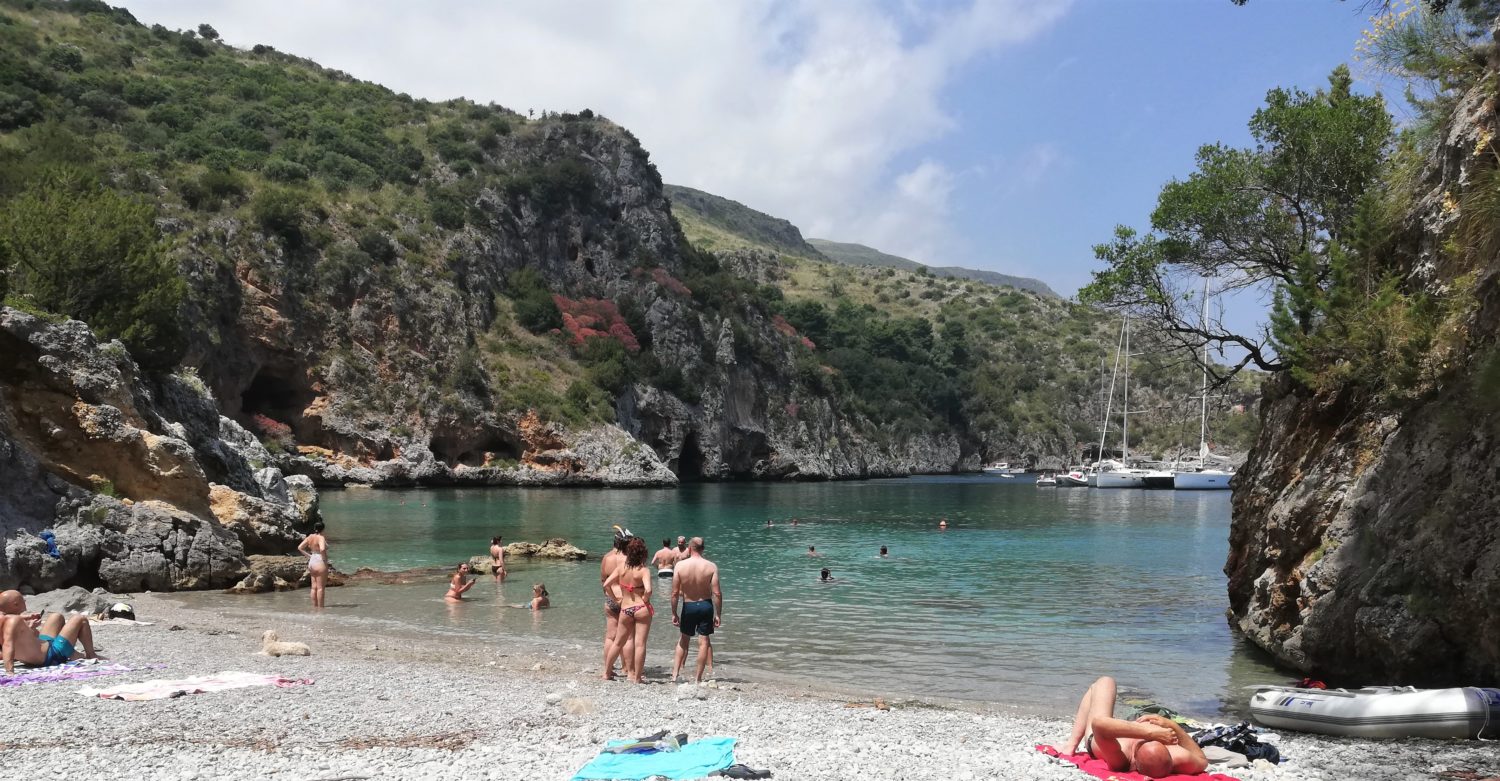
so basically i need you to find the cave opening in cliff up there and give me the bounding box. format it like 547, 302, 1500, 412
677, 432, 705, 481
430, 431, 522, 469
239, 369, 316, 442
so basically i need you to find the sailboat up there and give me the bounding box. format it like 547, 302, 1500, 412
1174, 280, 1233, 491
1095, 317, 1152, 489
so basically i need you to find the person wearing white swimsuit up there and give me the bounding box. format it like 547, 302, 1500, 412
297, 522, 330, 608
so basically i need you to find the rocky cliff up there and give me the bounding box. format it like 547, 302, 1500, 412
0, 308, 317, 593
1227, 26, 1500, 685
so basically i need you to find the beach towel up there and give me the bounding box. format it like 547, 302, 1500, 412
1035, 745, 1240, 781
79, 671, 313, 701
573, 736, 737, 780
1, 660, 135, 687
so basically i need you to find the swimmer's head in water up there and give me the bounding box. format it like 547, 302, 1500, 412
808, 546, 815, 552
1133, 741, 1173, 778
880, 546, 888, 556
533, 583, 548, 597
820, 568, 831, 581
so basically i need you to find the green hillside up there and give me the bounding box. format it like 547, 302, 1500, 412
0, 0, 1257, 473
807, 239, 1059, 299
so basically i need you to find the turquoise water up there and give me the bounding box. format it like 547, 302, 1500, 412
185, 476, 1288, 715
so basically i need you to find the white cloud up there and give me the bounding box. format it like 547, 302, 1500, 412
120, 0, 1071, 265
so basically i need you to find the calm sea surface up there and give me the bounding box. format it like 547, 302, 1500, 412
178, 476, 1289, 716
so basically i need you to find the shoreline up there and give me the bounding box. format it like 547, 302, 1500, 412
1, 594, 1492, 780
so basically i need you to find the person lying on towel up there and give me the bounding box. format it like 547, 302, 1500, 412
0, 590, 99, 674
1062, 676, 1208, 779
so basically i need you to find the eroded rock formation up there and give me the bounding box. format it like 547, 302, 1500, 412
0, 309, 317, 593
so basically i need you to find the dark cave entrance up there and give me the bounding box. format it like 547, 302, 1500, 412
239, 368, 317, 442
676, 432, 705, 481
430, 430, 523, 469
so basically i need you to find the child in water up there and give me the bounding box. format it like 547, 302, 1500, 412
516, 583, 549, 610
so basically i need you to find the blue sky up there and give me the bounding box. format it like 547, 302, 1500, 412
123, 0, 1387, 309
939, 0, 1383, 297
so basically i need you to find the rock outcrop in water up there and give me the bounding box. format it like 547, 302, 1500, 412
1227, 34, 1500, 686
0, 308, 317, 593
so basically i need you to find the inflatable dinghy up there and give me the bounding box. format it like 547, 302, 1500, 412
1249, 685, 1500, 739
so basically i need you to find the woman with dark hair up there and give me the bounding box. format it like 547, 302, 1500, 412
489, 535, 506, 583
445, 562, 475, 602
604, 537, 654, 683
297, 521, 329, 608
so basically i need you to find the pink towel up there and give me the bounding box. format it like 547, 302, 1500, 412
79, 671, 314, 701
0, 661, 134, 687
1035, 745, 1240, 781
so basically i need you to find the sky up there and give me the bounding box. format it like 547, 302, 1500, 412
119, 0, 1386, 304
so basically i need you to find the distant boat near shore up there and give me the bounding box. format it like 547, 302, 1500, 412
1035, 473, 1057, 486
1172, 279, 1234, 492
983, 462, 1026, 475
1057, 470, 1089, 487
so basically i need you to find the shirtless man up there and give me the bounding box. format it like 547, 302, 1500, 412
601, 527, 633, 680
670, 537, 721, 683
675, 536, 688, 560
1062, 676, 1207, 779
0, 590, 98, 674
652, 539, 678, 580
489, 536, 506, 583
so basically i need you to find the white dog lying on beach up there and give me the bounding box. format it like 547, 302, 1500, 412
260, 630, 311, 657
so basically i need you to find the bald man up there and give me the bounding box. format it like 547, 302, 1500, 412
1, 590, 99, 674
1062, 676, 1207, 779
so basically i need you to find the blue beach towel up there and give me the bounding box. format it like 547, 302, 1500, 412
572, 736, 737, 781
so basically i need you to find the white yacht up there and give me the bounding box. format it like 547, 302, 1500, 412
1093, 317, 1151, 489
1057, 470, 1089, 487
1173, 280, 1233, 491
1035, 473, 1057, 486
983, 462, 1026, 475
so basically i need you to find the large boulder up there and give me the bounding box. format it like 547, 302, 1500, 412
0, 308, 317, 593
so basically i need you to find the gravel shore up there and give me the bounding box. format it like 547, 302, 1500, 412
0, 594, 1492, 780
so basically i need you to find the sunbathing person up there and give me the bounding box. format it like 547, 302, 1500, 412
1062, 676, 1207, 778
0, 591, 98, 674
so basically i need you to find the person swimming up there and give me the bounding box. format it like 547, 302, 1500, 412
879, 545, 888, 557
807, 545, 820, 557
517, 583, 549, 610
445, 562, 475, 602
819, 568, 836, 582
938, 519, 948, 530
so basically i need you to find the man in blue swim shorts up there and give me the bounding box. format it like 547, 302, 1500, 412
670, 537, 722, 683
1, 590, 99, 674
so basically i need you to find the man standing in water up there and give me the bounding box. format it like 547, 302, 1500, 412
670, 537, 721, 683
601, 526, 633, 680
675, 535, 689, 560
653, 539, 678, 580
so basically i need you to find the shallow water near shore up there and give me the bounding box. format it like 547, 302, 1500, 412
177, 475, 1289, 716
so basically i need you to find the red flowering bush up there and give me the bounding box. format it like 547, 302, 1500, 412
250, 413, 294, 451
772, 315, 816, 350
631, 266, 693, 297
553, 295, 641, 352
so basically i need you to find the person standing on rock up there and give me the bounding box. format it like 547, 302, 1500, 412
604, 537, 654, 684
653, 539, 678, 580
601, 526, 632, 680
297, 522, 330, 608
670, 537, 721, 683
489, 536, 507, 583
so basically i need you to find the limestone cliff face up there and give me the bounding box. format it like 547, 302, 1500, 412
0, 308, 317, 593
178, 120, 978, 486
1227, 43, 1500, 685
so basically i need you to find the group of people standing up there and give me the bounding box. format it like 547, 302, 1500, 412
601, 528, 722, 684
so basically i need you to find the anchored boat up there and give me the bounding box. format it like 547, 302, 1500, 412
1248, 685, 1500, 739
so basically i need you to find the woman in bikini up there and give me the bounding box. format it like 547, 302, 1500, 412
604, 537, 653, 683
445, 562, 476, 602
296, 522, 329, 608
489, 536, 506, 583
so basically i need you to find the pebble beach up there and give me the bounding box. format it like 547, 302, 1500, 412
0, 594, 1493, 781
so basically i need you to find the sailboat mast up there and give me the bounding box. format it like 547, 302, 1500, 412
1122, 317, 1130, 463
1096, 317, 1126, 466
1198, 278, 1210, 461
